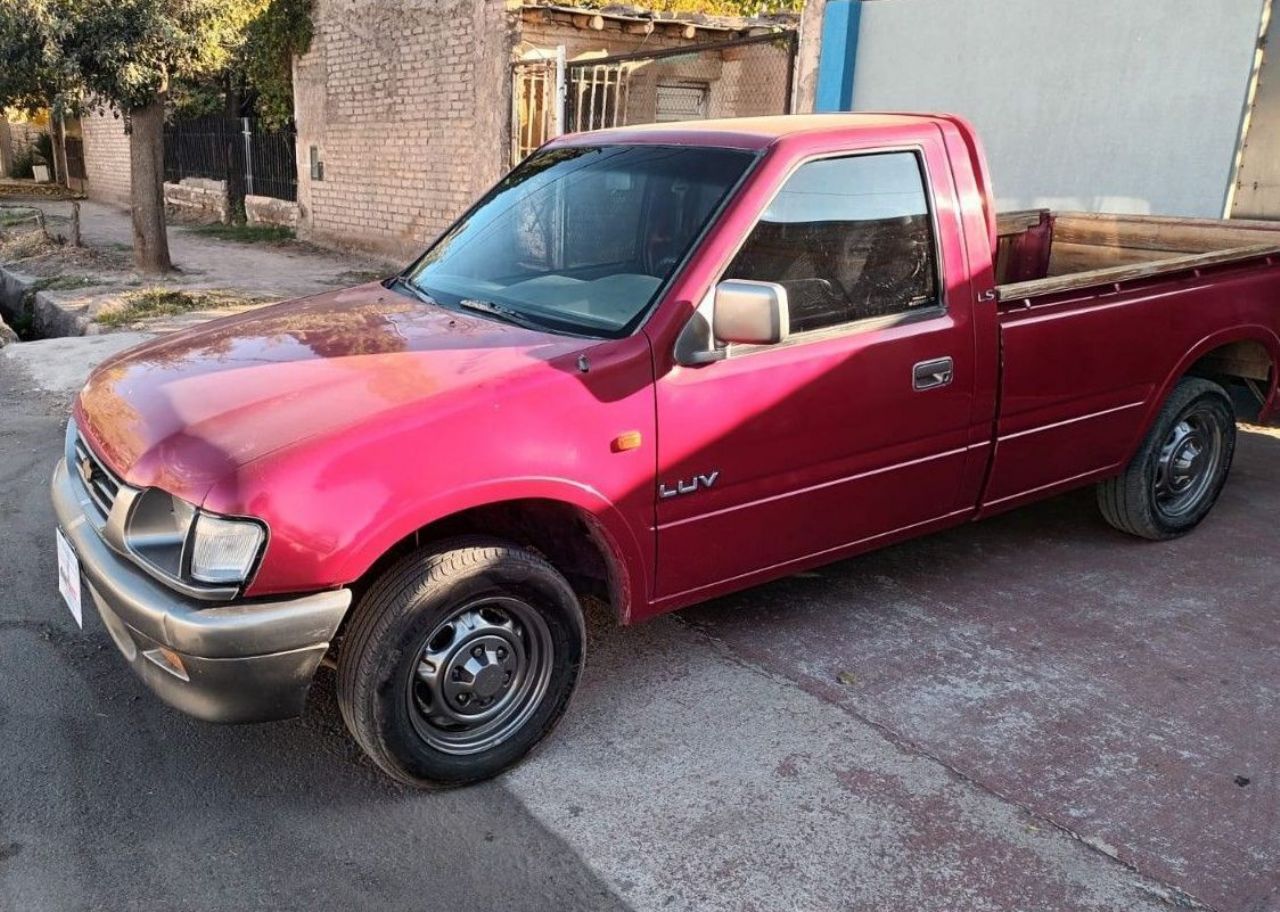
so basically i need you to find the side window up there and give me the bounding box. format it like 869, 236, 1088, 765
724, 151, 940, 334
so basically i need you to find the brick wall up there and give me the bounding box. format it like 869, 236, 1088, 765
81, 108, 132, 207
293, 2, 795, 260
294, 0, 518, 261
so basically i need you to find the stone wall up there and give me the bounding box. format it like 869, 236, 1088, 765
164, 178, 230, 224
81, 108, 132, 207
294, 0, 519, 261
245, 194, 301, 229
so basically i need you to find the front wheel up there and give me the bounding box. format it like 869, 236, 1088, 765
1097, 377, 1236, 540
337, 537, 585, 787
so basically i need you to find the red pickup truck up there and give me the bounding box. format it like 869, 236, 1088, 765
53, 114, 1280, 786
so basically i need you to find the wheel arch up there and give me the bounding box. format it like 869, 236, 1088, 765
1127, 326, 1280, 460
338, 481, 646, 627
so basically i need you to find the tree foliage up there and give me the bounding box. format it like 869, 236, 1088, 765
50, 0, 267, 110
0, 0, 273, 271
0, 0, 69, 114
240, 0, 313, 128
0, 0, 272, 114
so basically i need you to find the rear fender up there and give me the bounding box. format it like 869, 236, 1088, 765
1126, 325, 1280, 459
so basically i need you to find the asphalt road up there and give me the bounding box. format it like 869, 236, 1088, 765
0, 353, 627, 912
2, 336, 1277, 912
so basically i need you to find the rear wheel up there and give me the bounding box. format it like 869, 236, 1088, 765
1097, 377, 1236, 540
337, 537, 585, 787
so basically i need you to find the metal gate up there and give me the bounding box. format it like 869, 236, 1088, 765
511, 32, 797, 165
512, 50, 564, 164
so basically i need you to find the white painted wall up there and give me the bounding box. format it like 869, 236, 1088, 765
851, 0, 1266, 216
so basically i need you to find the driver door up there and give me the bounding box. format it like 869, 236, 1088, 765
652, 146, 979, 604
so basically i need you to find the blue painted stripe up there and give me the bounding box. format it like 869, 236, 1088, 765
815, 0, 862, 112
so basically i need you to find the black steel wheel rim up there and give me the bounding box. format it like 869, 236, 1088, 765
405, 596, 554, 756
1152, 404, 1225, 521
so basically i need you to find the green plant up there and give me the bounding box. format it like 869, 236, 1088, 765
33, 130, 53, 165
189, 222, 294, 243
35, 274, 100, 292
0, 206, 39, 226
96, 287, 262, 327
7, 131, 55, 178
241, 0, 313, 129
7, 148, 36, 179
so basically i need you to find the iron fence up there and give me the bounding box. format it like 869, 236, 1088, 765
512, 31, 798, 166
163, 115, 298, 204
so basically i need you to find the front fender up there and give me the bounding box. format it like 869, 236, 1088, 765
248, 475, 650, 622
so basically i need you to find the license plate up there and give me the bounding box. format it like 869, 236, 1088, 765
56, 527, 83, 628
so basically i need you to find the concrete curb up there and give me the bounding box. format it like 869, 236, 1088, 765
0, 263, 114, 339
0, 264, 37, 328
33, 286, 98, 337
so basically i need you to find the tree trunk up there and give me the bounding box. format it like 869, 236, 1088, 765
128, 98, 172, 273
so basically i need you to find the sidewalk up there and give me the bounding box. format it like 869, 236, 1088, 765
0, 197, 394, 337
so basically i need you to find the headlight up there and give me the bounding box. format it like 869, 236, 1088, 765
122, 488, 267, 590
190, 513, 267, 584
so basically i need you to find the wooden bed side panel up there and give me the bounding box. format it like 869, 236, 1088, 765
1046, 241, 1168, 277
1053, 212, 1280, 254
997, 244, 1280, 301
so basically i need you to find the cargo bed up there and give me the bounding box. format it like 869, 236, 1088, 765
994, 210, 1280, 301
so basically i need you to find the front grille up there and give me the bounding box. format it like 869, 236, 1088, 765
73, 434, 121, 518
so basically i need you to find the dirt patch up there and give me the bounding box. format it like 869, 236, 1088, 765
0, 225, 132, 278
0, 179, 79, 200
95, 288, 266, 328
329, 268, 389, 285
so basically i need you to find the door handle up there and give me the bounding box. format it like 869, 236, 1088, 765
913, 357, 954, 391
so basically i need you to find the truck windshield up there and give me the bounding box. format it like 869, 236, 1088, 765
402, 144, 755, 337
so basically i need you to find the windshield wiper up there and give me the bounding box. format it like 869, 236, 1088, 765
458, 298, 552, 332
386, 275, 437, 307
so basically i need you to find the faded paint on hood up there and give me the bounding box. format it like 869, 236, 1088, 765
74, 283, 589, 502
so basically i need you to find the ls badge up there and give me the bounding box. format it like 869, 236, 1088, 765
659, 471, 719, 499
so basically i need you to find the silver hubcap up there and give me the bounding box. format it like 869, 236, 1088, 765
407, 597, 553, 756
1153, 406, 1224, 520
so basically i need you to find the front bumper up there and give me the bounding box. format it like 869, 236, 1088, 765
51, 457, 352, 723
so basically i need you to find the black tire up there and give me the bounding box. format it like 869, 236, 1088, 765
1097, 377, 1236, 540
337, 537, 585, 787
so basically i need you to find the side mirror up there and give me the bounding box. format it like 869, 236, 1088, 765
713, 280, 790, 346
673, 279, 790, 366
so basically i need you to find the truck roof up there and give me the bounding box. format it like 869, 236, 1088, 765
551, 113, 950, 151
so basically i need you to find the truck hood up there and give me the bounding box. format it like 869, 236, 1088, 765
75, 283, 588, 499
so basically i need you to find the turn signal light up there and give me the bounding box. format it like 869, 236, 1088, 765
612, 431, 643, 452
142, 647, 190, 681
